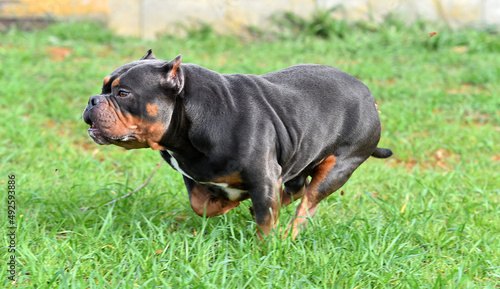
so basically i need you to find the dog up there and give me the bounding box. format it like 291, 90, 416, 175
82, 50, 392, 239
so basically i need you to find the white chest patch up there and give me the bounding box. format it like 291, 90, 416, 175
166, 150, 194, 180
165, 150, 247, 201
204, 182, 248, 201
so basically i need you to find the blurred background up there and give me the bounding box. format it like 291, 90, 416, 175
1, 0, 500, 38
1, 0, 499, 287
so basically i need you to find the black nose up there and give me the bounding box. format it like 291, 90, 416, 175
88, 95, 103, 108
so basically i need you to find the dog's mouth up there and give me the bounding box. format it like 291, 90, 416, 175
87, 122, 138, 146
87, 123, 111, 145
83, 104, 138, 146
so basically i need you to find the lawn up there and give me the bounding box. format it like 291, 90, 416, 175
0, 17, 499, 288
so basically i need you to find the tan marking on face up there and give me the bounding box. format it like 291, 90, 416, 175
112, 78, 120, 87
146, 103, 159, 117
212, 172, 243, 188
103, 76, 111, 86
96, 101, 166, 150
142, 121, 166, 150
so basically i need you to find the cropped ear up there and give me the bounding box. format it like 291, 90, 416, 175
140, 49, 157, 60
161, 54, 184, 95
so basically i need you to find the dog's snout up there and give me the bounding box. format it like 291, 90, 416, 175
89, 95, 103, 107
83, 95, 108, 125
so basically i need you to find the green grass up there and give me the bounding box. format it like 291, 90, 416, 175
1, 18, 499, 288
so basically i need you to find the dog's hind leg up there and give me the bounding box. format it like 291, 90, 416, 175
281, 175, 309, 207
286, 151, 370, 239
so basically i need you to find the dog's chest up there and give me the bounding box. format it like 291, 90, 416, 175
163, 150, 247, 201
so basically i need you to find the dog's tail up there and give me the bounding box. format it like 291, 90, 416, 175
371, 147, 393, 159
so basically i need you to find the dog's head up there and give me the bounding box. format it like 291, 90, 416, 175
82, 50, 184, 150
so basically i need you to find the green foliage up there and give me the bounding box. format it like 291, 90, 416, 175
272, 9, 500, 53
43, 21, 121, 43
0, 18, 499, 288
272, 6, 349, 39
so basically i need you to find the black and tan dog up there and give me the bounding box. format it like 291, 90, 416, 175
82, 50, 392, 239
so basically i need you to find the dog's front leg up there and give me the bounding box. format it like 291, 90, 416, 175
248, 180, 282, 240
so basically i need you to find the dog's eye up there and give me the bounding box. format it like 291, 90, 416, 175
118, 91, 129, 97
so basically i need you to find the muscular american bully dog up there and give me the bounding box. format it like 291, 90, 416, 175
82, 50, 392, 239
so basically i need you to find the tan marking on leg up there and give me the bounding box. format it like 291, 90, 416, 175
281, 178, 309, 207
281, 185, 306, 207
256, 181, 282, 241
287, 155, 336, 239
256, 208, 279, 240
190, 183, 240, 217
287, 193, 316, 239
312, 155, 337, 188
